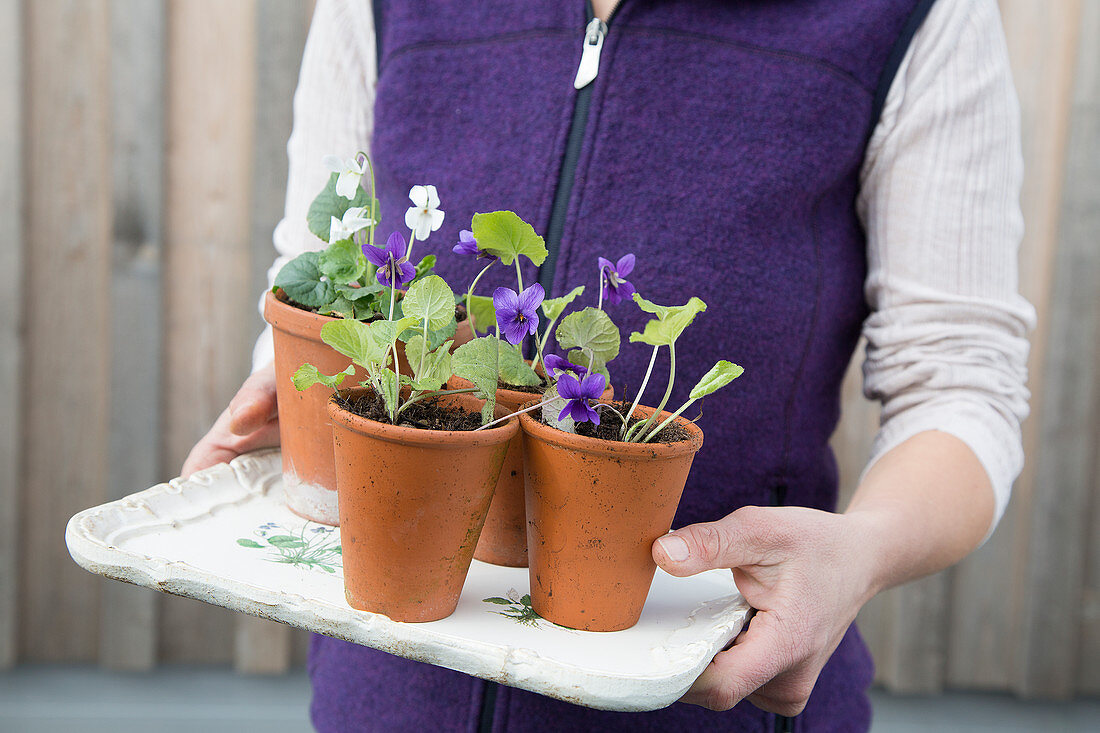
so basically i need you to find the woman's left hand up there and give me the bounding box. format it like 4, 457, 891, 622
653, 505, 881, 715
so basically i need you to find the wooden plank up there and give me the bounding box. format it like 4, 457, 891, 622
1067, 2, 1100, 696
991, 0, 1085, 699
21, 0, 113, 662
98, 0, 166, 671
233, 0, 313, 675
1015, 0, 1100, 698
0, 0, 23, 669
939, 0, 1083, 694
160, 0, 259, 664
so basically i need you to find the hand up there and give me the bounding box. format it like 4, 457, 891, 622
181, 362, 281, 477
653, 505, 880, 716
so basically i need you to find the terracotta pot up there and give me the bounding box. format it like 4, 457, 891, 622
264, 289, 472, 525
519, 404, 704, 631
448, 370, 612, 567
328, 387, 517, 622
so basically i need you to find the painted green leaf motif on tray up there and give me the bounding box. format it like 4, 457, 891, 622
235, 522, 342, 573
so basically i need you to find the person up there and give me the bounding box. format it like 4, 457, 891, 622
183, 0, 1034, 730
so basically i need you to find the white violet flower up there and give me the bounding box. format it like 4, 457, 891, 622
405, 185, 445, 241
328, 206, 375, 243
323, 155, 366, 200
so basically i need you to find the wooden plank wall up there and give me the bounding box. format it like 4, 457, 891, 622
1, 0, 1098, 696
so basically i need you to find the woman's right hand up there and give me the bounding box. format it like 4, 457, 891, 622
181, 362, 281, 477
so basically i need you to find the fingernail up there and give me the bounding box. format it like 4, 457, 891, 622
657, 534, 689, 562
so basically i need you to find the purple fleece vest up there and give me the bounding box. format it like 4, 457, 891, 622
310, 1, 930, 730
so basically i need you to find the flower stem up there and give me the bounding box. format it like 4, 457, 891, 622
597, 270, 605, 311
622, 345, 659, 439
474, 396, 558, 432
465, 261, 495, 334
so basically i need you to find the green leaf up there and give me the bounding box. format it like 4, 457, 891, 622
236, 539, 264, 549
404, 336, 453, 392
319, 238, 367, 284
401, 275, 456, 332
319, 296, 355, 319
629, 294, 707, 347
423, 315, 457, 351
319, 564, 336, 573
321, 319, 385, 368
555, 307, 621, 367
471, 210, 547, 266
414, 254, 437, 279
337, 281, 383, 301
267, 535, 306, 548
377, 368, 400, 417
483, 597, 513, 605
540, 285, 585, 322
466, 294, 496, 336
292, 363, 355, 392
498, 342, 541, 387
369, 315, 420, 348
451, 336, 500, 422
307, 172, 378, 243
689, 360, 744, 400
274, 252, 334, 308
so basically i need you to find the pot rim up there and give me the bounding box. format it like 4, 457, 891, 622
263, 288, 337, 340
328, 386, 518, 448
518, 399, 703, 458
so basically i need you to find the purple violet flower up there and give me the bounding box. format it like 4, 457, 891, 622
452, 230, 497, 260
557, 372, 606, 425
364, 231, 416, 288
493, 283, 544, 345
598, 253, 637, 306
543, 354, 587, 380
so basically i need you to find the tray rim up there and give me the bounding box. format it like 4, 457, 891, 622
65, 449, 750, 712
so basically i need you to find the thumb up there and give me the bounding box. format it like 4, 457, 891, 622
653, 509, 771, 576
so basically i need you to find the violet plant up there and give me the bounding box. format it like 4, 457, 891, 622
271, 152, 442, 322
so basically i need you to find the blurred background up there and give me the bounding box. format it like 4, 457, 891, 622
0, 0, 1098, 729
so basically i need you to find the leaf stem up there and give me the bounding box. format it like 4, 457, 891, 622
630, 342, 675, 443
640, 398, 695, 443
465, 260, 495, 334
622, 345, 659, 439
360, 152, 377, 247
514, 259, 524, 292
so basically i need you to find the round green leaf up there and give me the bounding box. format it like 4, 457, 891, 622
555, 307, 620, 365
471, 210, 548, 266
402, 275, 456, 332
273, 252, 334, 308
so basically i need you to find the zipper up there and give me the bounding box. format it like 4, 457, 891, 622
536, 0, 624, 299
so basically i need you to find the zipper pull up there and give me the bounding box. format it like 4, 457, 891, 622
573, 17, 608, 90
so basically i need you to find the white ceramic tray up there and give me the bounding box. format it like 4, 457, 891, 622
65, 449, 751, 712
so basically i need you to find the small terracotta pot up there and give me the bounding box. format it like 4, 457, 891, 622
264, 290, 472, 525
328, 387, 517, 622
519, 404, 704, 631
448, 371, 612, 567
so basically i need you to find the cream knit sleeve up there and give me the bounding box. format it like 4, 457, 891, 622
252, 0, 376, 371
857, 0, 1036, 537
